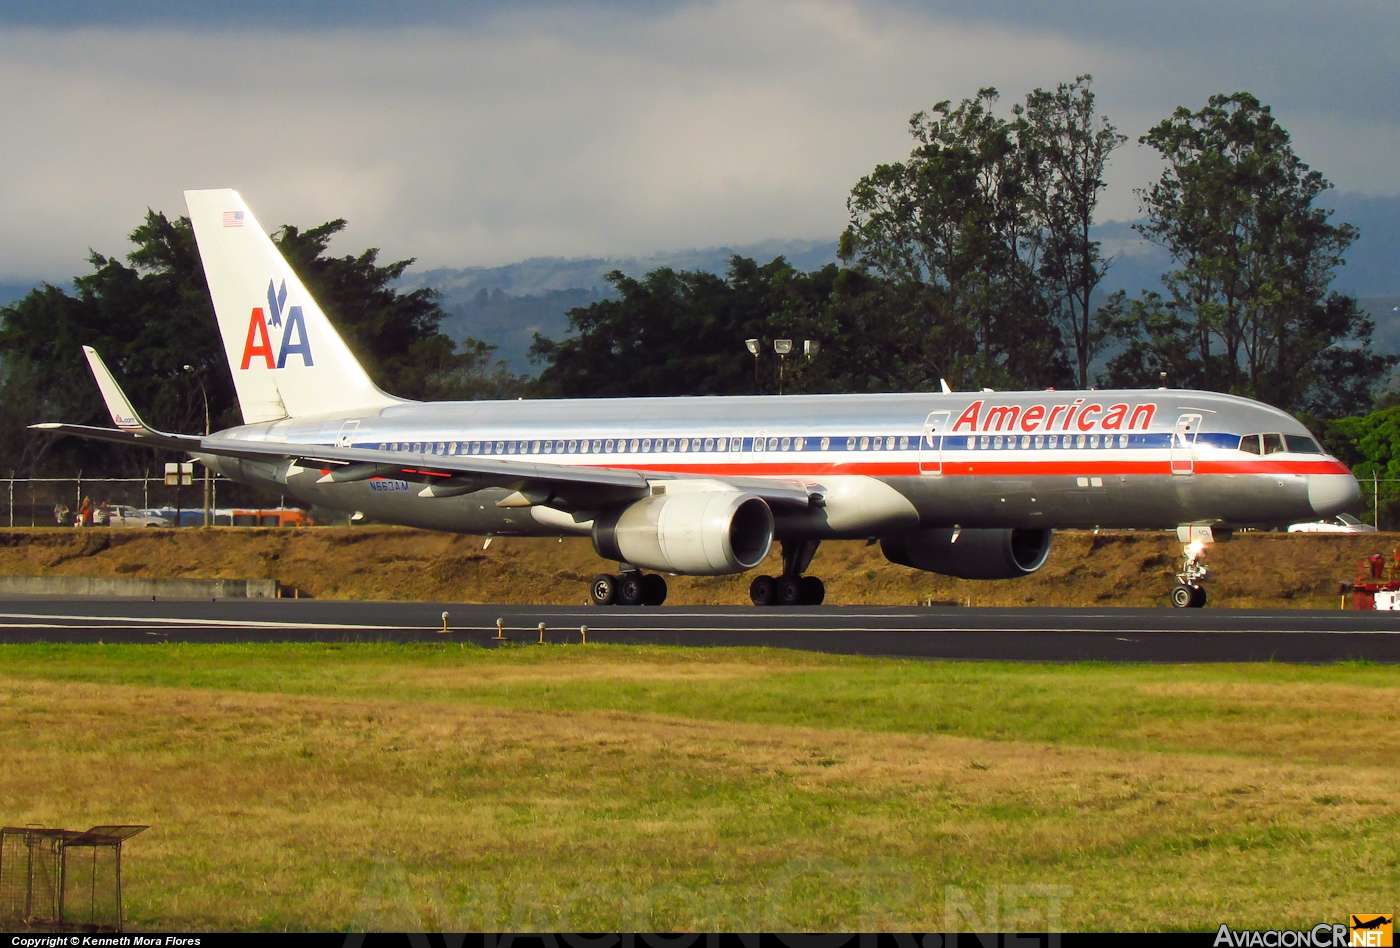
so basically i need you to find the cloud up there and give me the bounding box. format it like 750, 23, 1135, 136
0, 0, 1395, 281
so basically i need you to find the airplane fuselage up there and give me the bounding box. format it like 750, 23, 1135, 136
201, 387, 1358, 540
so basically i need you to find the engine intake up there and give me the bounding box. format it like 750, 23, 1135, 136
881, 527, 1053, 579
593, 491, 774, 575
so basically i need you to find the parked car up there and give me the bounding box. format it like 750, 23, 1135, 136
1287, 513, 1377, 534
105, 505, 172, 527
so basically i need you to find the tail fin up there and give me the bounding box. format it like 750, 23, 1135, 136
185, 188, 403, 423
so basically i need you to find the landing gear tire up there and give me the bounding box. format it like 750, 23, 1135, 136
641, 573, 668, 606
1171, 583, 1206, 608
616, 572, 645, 606
776, 576, 804, 606
800, 575, 826, 606
750, 574, 777, 607
590, 573, 619, 606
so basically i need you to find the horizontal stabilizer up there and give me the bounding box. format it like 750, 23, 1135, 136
30, 423, 200, 454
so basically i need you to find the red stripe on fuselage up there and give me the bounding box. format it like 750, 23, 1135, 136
573, 457, 1350, 478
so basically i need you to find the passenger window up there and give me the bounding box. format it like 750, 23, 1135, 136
666, 438, 676, 452
821, 437, 830, 451
705, 437, 715, 451
1285, 435, 1321, 454
718, 437, 727, 452
1263, 433, 1285, 455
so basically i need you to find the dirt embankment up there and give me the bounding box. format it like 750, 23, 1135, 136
0, 526, 1388, 607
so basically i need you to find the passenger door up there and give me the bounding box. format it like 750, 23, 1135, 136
920, 411, 950, 476
1171, 414, 1202, 475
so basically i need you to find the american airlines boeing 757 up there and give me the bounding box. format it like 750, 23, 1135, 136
36, 189, 1362, 608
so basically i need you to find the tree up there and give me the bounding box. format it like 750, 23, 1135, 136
1308, 406, 1400, 527
0, 211, 519, 476
1023, 75, 1126, 389
842, 89, 1069, 391
0, 211, 228, 476
1126, 92, 1391, 411
530, 257, 838, 398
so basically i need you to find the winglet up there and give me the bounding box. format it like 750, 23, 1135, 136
83, 346, 148, 431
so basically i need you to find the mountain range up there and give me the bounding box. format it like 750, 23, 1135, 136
400, 192, 1400, 372
4, 193, 1395, 373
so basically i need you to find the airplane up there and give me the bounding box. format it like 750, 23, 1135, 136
34, 189, 1362, 609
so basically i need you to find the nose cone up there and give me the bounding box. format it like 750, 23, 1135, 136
1309, 473, 1361, 516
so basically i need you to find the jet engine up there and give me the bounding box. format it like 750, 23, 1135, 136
880, 527, 1053, 579
593, 491, 773, 575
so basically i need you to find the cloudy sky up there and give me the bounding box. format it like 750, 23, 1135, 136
1, 0, 1397, 281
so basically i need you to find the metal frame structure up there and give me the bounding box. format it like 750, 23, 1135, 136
0, 825, 146, 932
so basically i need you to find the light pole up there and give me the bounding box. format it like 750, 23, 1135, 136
183, 364, 211, 527
773, 339, 793, 395
745, 339, 760, 392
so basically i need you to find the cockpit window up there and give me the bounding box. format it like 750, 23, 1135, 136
1262, 433, 1285, 455
1239, 434, 1261, 455
1285, 435, 1320, 454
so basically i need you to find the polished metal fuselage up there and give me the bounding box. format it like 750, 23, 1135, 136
203, 388, 1358, 539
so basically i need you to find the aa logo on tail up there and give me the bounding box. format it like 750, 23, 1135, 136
240, 278, 314, 370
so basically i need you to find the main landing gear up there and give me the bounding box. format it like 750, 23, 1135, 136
1171, 524, 1215, 609
590, 570, 668, 607
750, 540, 826, 606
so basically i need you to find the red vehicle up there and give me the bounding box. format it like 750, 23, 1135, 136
1341, 552, 1400, 610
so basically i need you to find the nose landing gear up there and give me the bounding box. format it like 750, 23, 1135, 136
1171, 524, 1215, 608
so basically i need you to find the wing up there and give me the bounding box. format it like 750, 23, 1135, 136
34, 347, 824, 512
200, 435, 822, 509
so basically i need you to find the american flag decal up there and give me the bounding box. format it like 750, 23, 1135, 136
222, 210, 244, 228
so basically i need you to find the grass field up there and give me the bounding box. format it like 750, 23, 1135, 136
1, 642, 1396, 932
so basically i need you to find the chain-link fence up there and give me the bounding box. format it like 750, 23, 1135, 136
2, 473, 299, 528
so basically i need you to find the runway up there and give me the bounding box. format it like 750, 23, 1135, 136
2, 597, 1399, 661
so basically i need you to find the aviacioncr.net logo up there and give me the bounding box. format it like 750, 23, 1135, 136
240, 278, 313, 370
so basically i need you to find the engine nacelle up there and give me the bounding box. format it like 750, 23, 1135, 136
881, 527, 1053, 579
593, 491, 774, 575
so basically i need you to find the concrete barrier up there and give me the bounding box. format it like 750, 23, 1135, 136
0, 576, 278, 599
